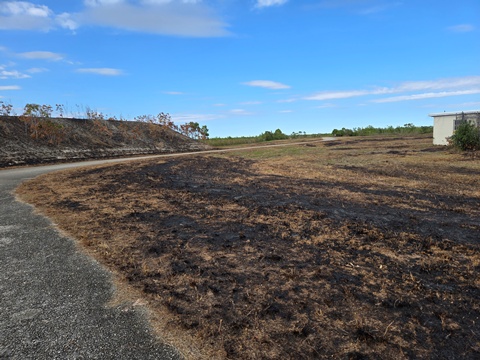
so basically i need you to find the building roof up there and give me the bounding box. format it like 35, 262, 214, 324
429, 110, 480, 117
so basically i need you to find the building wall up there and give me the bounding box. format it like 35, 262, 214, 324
433, 115, 455, 145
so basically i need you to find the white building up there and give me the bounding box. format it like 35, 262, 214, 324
429, 111, 480, 145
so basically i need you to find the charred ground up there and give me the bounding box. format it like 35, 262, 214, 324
17, 135, 480, 359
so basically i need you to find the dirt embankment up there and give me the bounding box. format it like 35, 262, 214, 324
0, 116, 210, 168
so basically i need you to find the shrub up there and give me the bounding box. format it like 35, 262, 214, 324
449, 121, 480, 151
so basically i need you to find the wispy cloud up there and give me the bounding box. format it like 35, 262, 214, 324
305, 89, 375, 101
358, 2, 402, 15
19, 51, 64, 61
373, 89, 480, 103
395, 76, 480, 91
315, 103, 337, 108
79, 0, 230, 37
255, 0, 288, 9
305, 76, 480, 102
55, 12, 79, 31
278, 98, 297, 103
0, 1, 228, 37
0, 69, 30, 79
312, 0, 401, 14
229, 108, 253, 115
76, 68, 124, 76
0, 85, 21, 90
26, 67, 49, 74
84, 0, 125, 6
447, 24, 475, 33
240, 101, 262, 105
172, 113, 224, 123
0, 1, 78, 31
163, 91, 184, 95
243, 80, 290, 90
0, 1, 52, 30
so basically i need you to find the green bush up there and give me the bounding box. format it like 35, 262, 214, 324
450, 121, 480, 151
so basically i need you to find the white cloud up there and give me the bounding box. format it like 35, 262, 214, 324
447, 24, 475, 33
0, 1, 53, 30
305, 89, 373, 101
0, 1, 227, 36
163, 91, 184, 95
26, 67, 49, 74
79, 1, 230, 37
240, 101, 262, 105
172, 113, 224, 123
373, 89, 480, 103
315, 103, 337, 108
396, 76, 480, 92
278, 98, 297, 103
229, 108, 253, 115
0, 69, 30, 79
0, 1, 51, 17
55, 13, 79, 31
305, 76, 480, 102
243, 80, 290, 90
19, 51, 64, 61
255, 0, 288, 8
0, 85, 21, 90
358, 2, 402, 15
142, 0, 202, 4
76, 68, 124, 76
84, 0, 126, 7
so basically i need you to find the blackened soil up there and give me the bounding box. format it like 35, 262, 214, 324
17, 144, 480, 359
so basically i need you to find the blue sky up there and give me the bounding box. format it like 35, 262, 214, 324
0, 0, 479, 137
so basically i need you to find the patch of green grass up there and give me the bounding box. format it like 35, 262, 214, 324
221, 144, 324, 160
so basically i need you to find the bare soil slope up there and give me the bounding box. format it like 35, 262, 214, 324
0, 116, 209, 167
17, 135, 480, 359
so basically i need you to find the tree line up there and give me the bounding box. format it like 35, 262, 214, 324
331, 123, 433, 137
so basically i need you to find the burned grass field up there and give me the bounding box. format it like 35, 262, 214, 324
17, 135, 480, 359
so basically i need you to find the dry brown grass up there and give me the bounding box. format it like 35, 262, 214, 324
17, 135, 480, 359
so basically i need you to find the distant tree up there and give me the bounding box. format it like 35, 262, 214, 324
19, 103, 65, 144
0, 101, 13, 116
188, 122, 201, 138
273, 128, 288, 140
199, 125, 209, 140
20, 103, 53, 139
177, 121, 209, 140
332, 127, 354, 136
260, 129, 288, 141
332, 124, 432, 137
